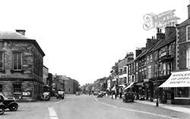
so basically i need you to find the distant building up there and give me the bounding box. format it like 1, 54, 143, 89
52, 75, 80, 94
53, 75, 64, 91
43, 66, 48, 85
0, 30, 45, 101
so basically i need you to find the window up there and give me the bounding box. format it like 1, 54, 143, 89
186, 47, 190, 69
186, 25, 190, 41
163, 63, 167, 75
123, 67, 127, 73
0, 84, 2, 92
13, 84, 22, 92
166, 62, 172, 75
13, 52, 22, 70
0, 52, 4, 71
159, 47, 167, 58
150, 54, 153, 62
147, 65, 152, 78
175, 87, 189, 97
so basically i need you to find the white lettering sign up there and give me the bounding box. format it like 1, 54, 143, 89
143, 10, 180, 31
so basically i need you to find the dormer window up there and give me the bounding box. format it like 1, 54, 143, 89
186, 25, 190, 41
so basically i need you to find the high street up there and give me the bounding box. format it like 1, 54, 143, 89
1, 95, 190, 119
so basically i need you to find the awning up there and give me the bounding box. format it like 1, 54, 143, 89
124, 82, 134, 90
159, 70, 190, 88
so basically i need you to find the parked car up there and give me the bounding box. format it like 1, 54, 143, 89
75, 92, 80, 96
0, 102, 5, 115
122, 92, 135, 102
56, 90, 65, 99
41, 92, 51, 101
97, 92, 106, 98
0, 94, 18, 111
139, 95, 146, 100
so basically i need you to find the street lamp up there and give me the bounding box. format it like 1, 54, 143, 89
156, 63, 160, 107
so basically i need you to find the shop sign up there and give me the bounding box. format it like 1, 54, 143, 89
159, 70, 190, 88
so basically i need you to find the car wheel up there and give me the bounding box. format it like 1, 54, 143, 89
9, 104, 18, 111
0, 107, 5, 115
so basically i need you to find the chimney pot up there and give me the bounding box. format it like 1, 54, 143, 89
16, 29, 26, 36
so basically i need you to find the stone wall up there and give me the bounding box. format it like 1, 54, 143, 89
0, 40, 44, 101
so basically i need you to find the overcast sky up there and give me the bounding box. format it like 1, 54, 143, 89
0, 0, 189, 85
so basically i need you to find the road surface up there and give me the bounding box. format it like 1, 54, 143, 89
1, 95, 190, 119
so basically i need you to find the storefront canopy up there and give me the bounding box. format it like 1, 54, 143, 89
124, 82, 134, 90
159, 70, 190, 88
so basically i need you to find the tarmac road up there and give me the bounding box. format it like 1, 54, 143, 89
1, 95, 190, 119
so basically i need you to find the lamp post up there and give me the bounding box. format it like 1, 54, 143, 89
156, 62, 160, 107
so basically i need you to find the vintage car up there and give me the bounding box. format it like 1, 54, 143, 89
56, 90, 65, 99
97, 92, 106, 98
41, 92, 51, 101
122, 92, 135, 102
0, 94, 18, 111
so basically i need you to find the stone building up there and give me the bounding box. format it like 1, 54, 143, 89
53, 75, 80, 94
0, 30, 45, 101
43, 65, 48, 85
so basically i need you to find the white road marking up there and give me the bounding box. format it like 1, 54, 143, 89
95, 98, 173, 119
48, 107, 59, 119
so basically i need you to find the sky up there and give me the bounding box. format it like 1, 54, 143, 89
0, 0, 189, 85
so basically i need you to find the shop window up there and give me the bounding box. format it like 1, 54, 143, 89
175, 87, 189, 97
13, 52, 22, 70
13, 84, 22, 92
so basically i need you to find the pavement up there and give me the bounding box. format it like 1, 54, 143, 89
135, 100, 190, 114
104, 96, 190, 114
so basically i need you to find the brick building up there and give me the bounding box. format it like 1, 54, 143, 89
0, 30, 45, 101
174, 4, 190, 104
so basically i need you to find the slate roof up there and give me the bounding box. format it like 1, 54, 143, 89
177, 19, 190, 28
151, 29, 176, 52
0, 31, 45, 56
135, 27, 176, 60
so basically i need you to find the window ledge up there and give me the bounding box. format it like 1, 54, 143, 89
174, 97, 190, 99
11, 70, 24, 73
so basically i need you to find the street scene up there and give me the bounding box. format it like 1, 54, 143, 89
1, 0, 190, 119
1, 95, 190, 119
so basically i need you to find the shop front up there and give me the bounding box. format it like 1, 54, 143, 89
159, 70, 190, 104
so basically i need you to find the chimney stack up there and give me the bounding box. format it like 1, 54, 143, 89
165, 26, 176, 40
188, 4, 190, 19
16, 29, 26, 36
156, 28, 165, 40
